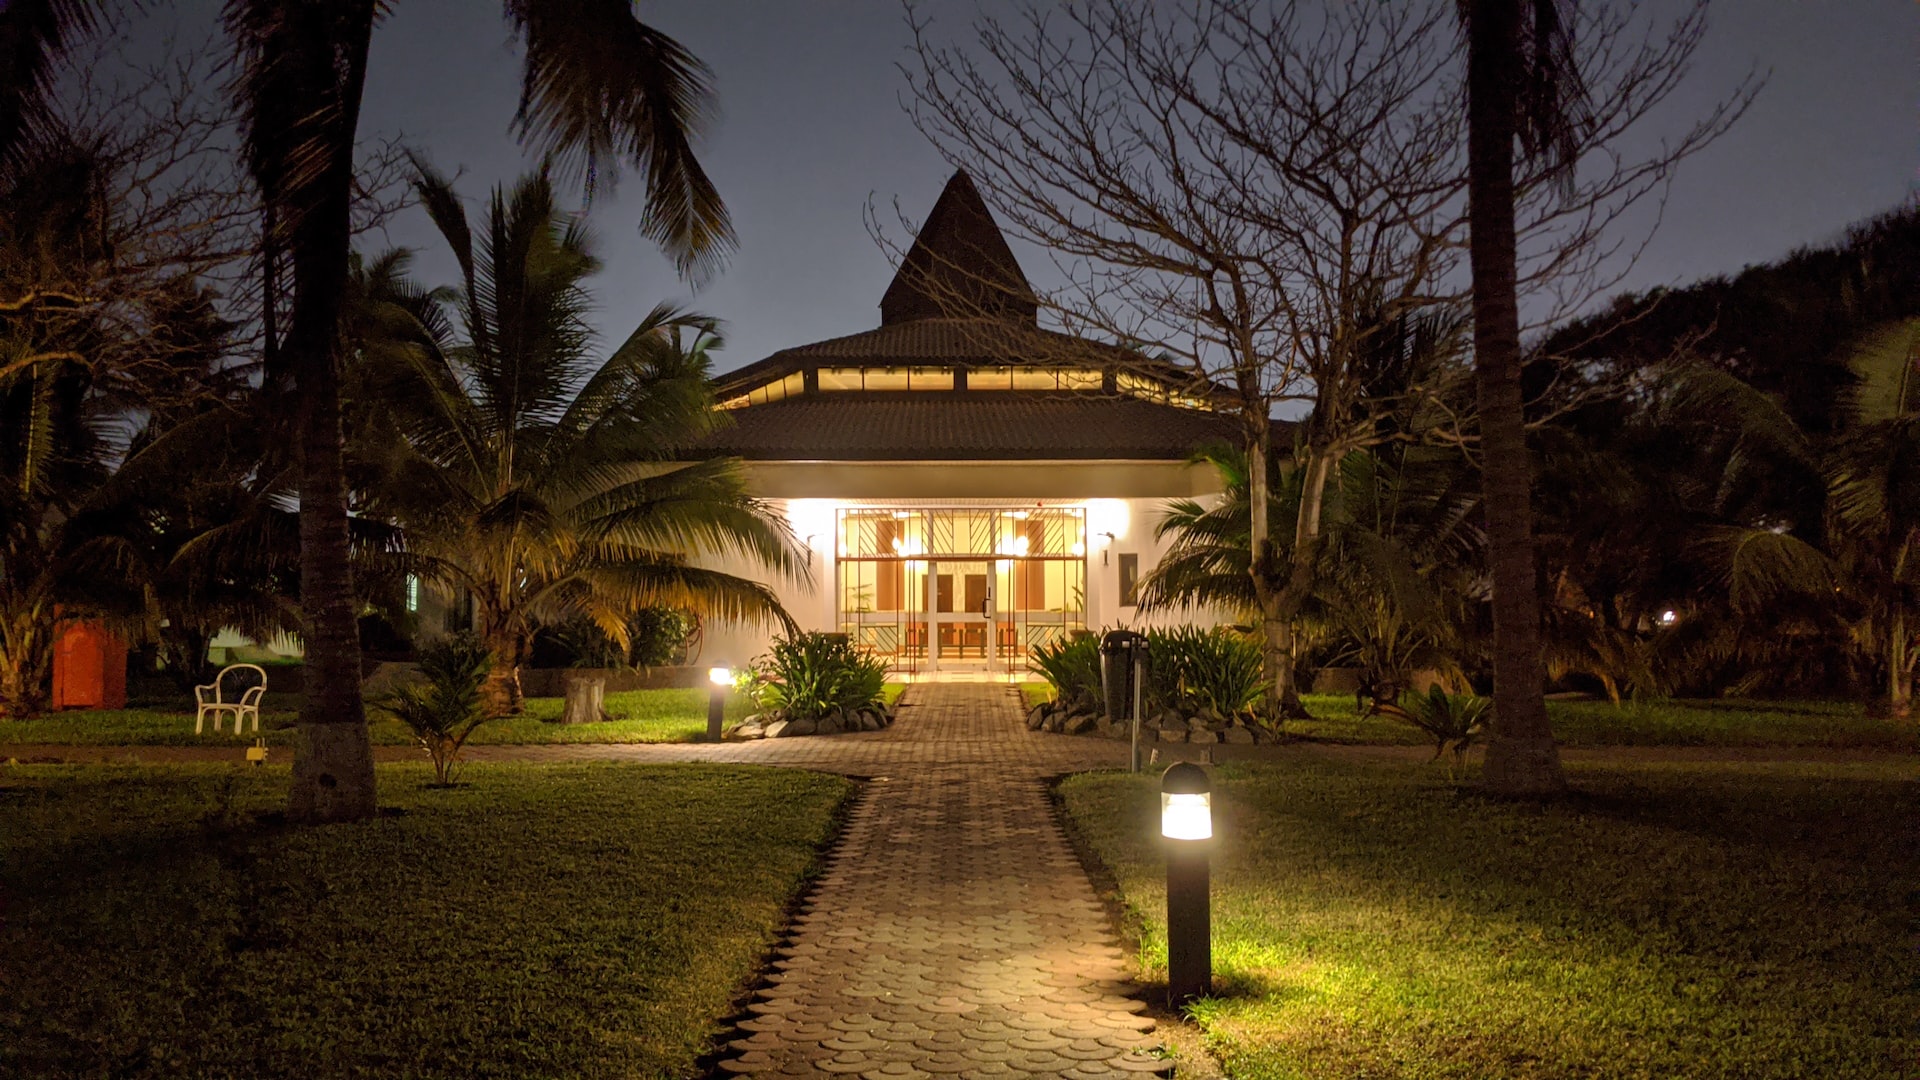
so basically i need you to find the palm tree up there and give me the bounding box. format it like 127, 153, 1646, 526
0, 128, 116, 717
1461, 0, 1586, 796
219, 0, 737, 822
0, 1, 110, 182
354, 167, 797, 715
1142, 442, 1482, 711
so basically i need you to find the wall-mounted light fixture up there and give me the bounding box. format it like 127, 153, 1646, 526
1099, 530, 1116, 566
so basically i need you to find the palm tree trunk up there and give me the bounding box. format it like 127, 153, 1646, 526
1250, 438, 1329, 718
0, 598, 53, 719
1467, 0, 1566, 796
482, 629, 528, 716
283, 5, 379, 823
1890, 606, 1912, 720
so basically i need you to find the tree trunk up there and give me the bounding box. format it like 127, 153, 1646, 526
0, 602, 52, 719
1250, 440, 1333, 719
1889, 606, 1912, 720
283, 5, 380, 824
482, 631, 528, 716
159, 627, 214, 693
1467, 0, 1567, 796
559, 675, 607, 724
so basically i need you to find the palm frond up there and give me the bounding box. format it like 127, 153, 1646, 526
503, 0, 735, 283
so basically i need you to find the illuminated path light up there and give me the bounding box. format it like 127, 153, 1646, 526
1161, 761, 1213, 1005
707, 666, 732, 742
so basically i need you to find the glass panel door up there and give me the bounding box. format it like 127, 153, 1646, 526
929, 559, 994, 667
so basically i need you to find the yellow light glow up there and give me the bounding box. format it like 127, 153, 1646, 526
784, 500, 837, 556
1070, 541, 1086, 557
1086, 499, 1129, 543
708, 666, 733, 687
1161, 792, 1211, 840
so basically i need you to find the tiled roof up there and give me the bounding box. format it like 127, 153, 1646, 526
692, 393, 1254, 461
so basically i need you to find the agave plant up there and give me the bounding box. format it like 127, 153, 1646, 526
1378, 685, 1492, 779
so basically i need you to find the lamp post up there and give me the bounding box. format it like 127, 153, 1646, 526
707, 666, 732, 742
1161, 761, 1212, 1005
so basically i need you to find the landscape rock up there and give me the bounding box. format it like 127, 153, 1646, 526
1155, 726, 1185, 743
784, 716, 818, 737
1189, 728, 1219, 744
815, 715, 842, 736
1222, 726, 1255, 744
763, 719, 790, 739
1026, 704, 1049, 730
1187, 716, 1213, 734
1065, 712, 1100, 735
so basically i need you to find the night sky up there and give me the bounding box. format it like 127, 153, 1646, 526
155, 1, 1919, 374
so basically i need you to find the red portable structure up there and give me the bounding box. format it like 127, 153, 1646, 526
51, 621, 127, 710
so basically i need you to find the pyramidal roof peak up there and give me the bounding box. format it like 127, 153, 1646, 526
879, 170, 1038, 326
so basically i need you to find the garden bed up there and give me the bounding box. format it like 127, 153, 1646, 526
1060, 757, 1919, 1079
0, 761, 853, 1078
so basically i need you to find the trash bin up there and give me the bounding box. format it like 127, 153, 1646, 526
1100, 629, 1149, 722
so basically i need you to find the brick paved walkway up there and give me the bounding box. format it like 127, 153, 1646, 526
712, 684, 1169, 1078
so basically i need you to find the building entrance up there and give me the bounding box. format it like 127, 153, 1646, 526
837, 507, 1087, 676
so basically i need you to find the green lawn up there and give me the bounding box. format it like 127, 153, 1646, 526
1061, 758, 1919, 1079
0, 689, 754, 746
1286, 693, 1919, 751
1, 761, 852, 1078
2, 685, 912, 747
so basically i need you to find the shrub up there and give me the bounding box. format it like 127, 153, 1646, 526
748, 632, 888, 722
1029, 634, 1102, 710
628, 607, 694, 667
1147, 626, 1265, 718
1379, 685, 1490, 777
527, 608, 694, 669
372, 633, 493, 785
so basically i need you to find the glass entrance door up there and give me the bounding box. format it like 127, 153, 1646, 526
928, 560, 994, 668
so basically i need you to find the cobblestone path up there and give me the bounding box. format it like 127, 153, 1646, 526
713, 683, 1172, 1078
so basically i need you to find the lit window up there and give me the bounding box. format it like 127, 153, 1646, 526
717, 370, 804, 409
909, 367, 954, 390
1117, 371, 1213, 411
1010, 369, 1058, 390
1059, 369, 1103, 390
405, 575, 420, 613
969, 366, 1014, 390
1117, 372, 1168, 402
819, 368, 863, 391
862, 366, 910, 391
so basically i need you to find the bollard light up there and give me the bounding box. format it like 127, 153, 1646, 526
706, 666, 732, 742
1161, 761, 1213, 1005
1160, 760, 1213, 839
1161, 791, 1212, 840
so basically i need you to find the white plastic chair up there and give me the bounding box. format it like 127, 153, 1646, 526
195, 664, 267, 734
